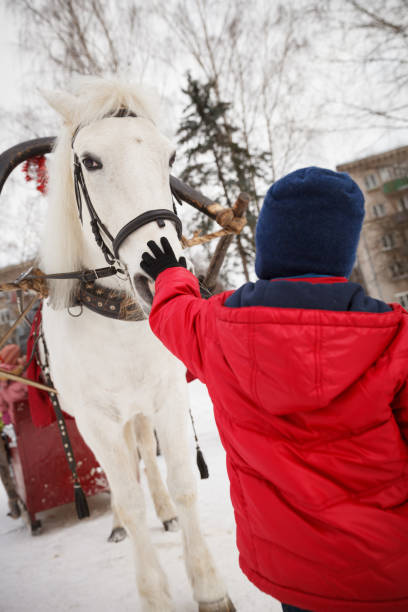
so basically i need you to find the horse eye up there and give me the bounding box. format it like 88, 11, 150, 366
82, 157, 103, 171
169, 152, 176, 167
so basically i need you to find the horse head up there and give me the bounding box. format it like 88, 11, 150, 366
41, 77, 186, 311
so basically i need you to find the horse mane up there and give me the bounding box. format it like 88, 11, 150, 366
39, 76, 161, 309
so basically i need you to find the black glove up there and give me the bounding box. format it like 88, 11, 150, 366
140, 237, 187, 280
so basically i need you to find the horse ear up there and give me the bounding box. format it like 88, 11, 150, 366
40, 89, 78, 124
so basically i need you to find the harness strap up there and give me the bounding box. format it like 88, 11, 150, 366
0, 266, 122, 300
73, 154, 117, 265
112, 209, 183, 259
35, 321, 90, 519
15, 265, 119, 284
42, 265, 120, 282
77, 281, 146, 321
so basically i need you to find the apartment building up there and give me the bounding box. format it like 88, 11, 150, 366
337, 145, 408, 307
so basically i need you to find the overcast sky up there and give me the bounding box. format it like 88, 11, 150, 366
1, 3, 407, 166
0, 5, 21, 116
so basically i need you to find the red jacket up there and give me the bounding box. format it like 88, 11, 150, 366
149, 267, 408, 612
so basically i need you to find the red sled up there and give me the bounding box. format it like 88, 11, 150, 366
7, 398, 108, 534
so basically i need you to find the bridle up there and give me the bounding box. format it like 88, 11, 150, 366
72, 108, 183, 274
7, 110, 184, 309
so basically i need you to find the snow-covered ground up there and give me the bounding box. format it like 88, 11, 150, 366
0, 380, 279, 612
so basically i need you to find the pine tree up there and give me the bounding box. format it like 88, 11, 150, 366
177, 74, 271, 282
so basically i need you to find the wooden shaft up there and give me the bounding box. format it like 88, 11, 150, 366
0, 294, 39, 352
203, 235, 234, 292
0, 137, 55, 194
170, 175, 225, 220
0, 368, 58, 394
204, 192, 249, 291
232, 191, 250, 218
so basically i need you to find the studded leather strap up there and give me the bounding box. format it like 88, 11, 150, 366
77, 281, 146, 321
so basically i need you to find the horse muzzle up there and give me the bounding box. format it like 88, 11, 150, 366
133, 273, 155, 308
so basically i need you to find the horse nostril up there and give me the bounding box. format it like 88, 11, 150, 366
133, 273, 154, 306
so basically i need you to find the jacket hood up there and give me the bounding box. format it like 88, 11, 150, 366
214, 298, 404, 414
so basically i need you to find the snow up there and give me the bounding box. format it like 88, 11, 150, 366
0, 380, 279, 612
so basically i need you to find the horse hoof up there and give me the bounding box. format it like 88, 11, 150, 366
8, 499, 21, 519
198, 596, 236, 612
107, 526, 127, 543
163, 517, 179, 532
30, 519, 42, 536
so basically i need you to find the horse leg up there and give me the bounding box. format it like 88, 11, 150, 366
154, 398, 235, 612
76, 415, 173, 612
133, 413, 178, 532
108, 490, 127, 543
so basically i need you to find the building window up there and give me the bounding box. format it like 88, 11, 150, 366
397, 195, 408, 212
390, 261, 407, 279
372, 203, 386, 218
393, 165, 408, 179
381, 233, 396, 250
395, 291, 408, 310
379, 167, 393, 182
0, 309, 10, 325
364, 173, 378, 190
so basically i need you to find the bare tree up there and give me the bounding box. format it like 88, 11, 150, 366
343, 0, 408, 127
307, 0, 408, 131
159, 0, 318, 280
161, 0, 315, 180
7, 0, 154, 81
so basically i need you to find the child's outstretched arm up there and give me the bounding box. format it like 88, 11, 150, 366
140, 238, 209, 382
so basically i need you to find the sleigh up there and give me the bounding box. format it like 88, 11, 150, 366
5, 397, 108, 533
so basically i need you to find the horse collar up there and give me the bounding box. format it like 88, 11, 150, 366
77, 281, 146, 322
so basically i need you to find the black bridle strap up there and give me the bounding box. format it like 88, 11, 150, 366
74, 153, 117, 265
74, 156, 114, 242
72, 109, 183, 265
19, 265, 120, 285
112, 209, 183, 259
42, 266, 120, 282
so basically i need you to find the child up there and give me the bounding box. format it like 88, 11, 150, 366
0, 344, 26, 518
140, 167, 408, 612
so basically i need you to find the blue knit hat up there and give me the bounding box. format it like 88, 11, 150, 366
255, 167, 365, 279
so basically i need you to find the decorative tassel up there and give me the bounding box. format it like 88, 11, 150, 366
189, 407, 210, 479
22, 155, 48, 194
38, 326, 91, 522
74, 482, 90, 519
196, 446, 209, 479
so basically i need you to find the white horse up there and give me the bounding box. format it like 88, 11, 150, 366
39, 76, 234, 612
